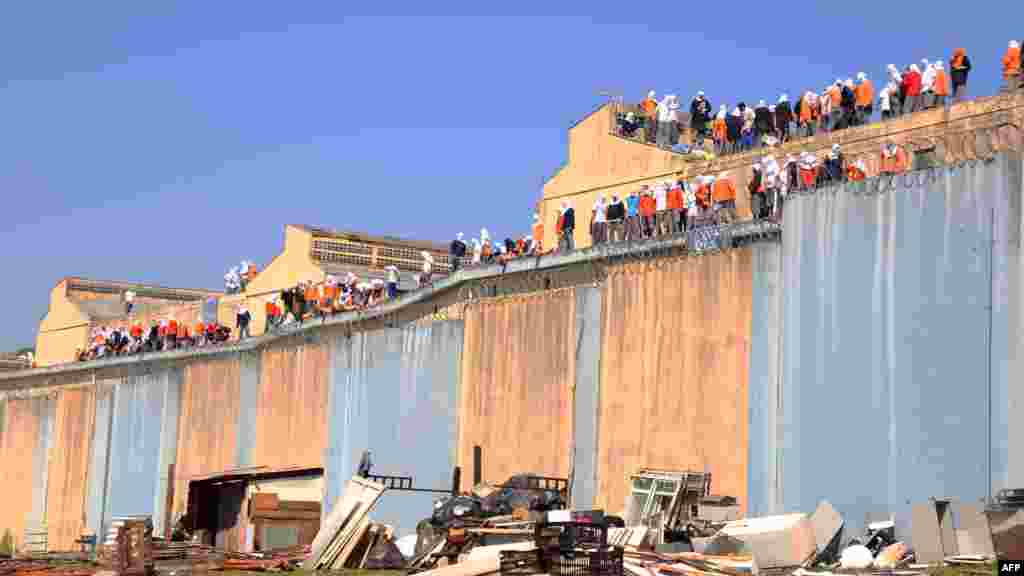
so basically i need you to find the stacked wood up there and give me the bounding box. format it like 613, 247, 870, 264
302, 476, 386, 571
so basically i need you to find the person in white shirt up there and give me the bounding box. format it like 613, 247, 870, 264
123, 290, 136, 315
654, 182, 669, 236
591, 196, 608, 245
384, 265, 400, 300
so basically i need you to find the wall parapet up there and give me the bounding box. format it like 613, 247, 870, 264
0, 219, 782, 390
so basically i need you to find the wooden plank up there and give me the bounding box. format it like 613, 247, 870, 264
415, 554, 501, 576
303, 477, 385, 570
317, 502, 364, 569
331, 516, 370, 570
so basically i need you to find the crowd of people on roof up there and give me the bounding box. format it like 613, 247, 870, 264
618, 42, 1023, 155
77, 318, 236, 361
68, 41, 1024, 365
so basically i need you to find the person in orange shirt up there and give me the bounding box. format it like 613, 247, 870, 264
847, 159, 867, 182
640, 90, 658, 143
666, 181, 684, 234
712, 105, 727, 155
194, 320, 206, 346
166, 318, 178, 350
176, 321, 190, 348
531, 213, 544, 255
265, 298, 280, 332
712, 172, 737, 224
1002, 41, 1021, 92
638, 188, 657, 239
931, 61, 949, 108
880, 140, 909, 174
303, 281, 318, 318
855, 73, 874, 126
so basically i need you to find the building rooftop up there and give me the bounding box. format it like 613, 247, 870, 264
64, 276, 221, 301
296, 224, 450, 253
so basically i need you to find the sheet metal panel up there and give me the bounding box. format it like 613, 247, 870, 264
325, 322, 463, 536
46, 387, 96, 551
747, 243, 784, 517
597, 252, 752, 516
237, 351, 261, 468
154, 368, 181, 538
105, 370, 176, 531
458, 291, 575, 493
254, 344, 329, 469
29, 396, 54, 540
0, 397, 41, 551
173, 359, 240, 521
778, 156, 1016, 534
86, 380, 116, 541
572, 286, 602, 509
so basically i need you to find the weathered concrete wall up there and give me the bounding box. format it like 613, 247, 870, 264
596, 253, 752, 515
3, 154, 1024, 548
457, 291, 576, 489
772, 154, 1021, 534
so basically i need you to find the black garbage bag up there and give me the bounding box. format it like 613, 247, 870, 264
364, 537, 408, 569
431, 495, 483, 527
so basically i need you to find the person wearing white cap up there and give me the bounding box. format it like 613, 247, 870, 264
855, 72, 873, 126
655, 94, 680, 149
932, 61, 949, 109
449, 232, 467, 272
591, 195, 608, 245
879, 83, 893, 121
471, 238, 482, 266
419, 251, 434, 287
1002, 40, 1021, 92
820, 84, 835, 134
921, 61, 936, 109
690, 91, 713, 147
823, 144, 844, 184
653, 182, 669, 236
761, 156, 781, 221
712, 104, 727, 155
531, 213, 544, 255
384, 265, 400, 300
641, 90, 658, 143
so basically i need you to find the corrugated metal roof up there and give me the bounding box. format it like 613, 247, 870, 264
295, 224, 449, 252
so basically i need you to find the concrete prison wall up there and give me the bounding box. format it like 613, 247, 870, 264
0, 153, 1022, 550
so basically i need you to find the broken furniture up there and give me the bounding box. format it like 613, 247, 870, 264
303, 476, 387, 570
97, 518, 153, 576
623, 469, 725, 545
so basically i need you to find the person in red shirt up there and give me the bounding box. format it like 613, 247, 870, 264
265, 298, 280, 332
901, 64, 923, 114
638, 188, 657, 239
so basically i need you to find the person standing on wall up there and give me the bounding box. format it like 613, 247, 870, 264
950, 49, 972, 102
559, 200, 575, 252
449, 233, 467, 272
606, 194, 626, 243
236, 304, 251, 340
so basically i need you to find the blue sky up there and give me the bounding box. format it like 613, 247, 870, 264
1, 2, 1017, 351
